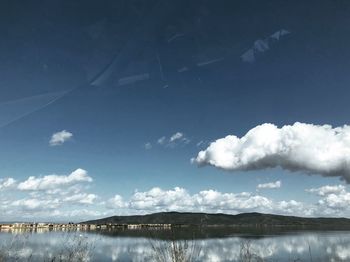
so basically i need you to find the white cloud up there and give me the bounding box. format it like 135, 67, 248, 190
49, 130, 73, 146
5, 181, 350, 220
113, 187, 326, 217
63, 193, 98, 205
307, 184, 350, 211
319, 192, 350, 209
12, 198, 60, 211
241, 29, 290, 63
118, 187, 307, 215
270, 29, 290, 41
6, 169, 350, 220
170, 132, 183, 142
275, 200, 305, 214
254, 39, 269, 52
241, 49, 255, 63
18, 168, 92, 191
0, 169, 101, 220
144, 142, 152, 150
155, 132, 190, 148
257, 181, 281, 189
194, 189, 273, 212
157, 136, 166, 145
306, 185, 346, 196
193, 122, 350, 182
107, 195, 126, 209
0, 178, 16, 190
129, 187, 193, 211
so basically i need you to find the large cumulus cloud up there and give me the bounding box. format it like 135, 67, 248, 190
193, 122, 350, 181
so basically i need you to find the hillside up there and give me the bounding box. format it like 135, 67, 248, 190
82, 212, 350, 227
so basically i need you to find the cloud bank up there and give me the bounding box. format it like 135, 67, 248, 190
49, 130, 73, 146
0, 168, 99, 221
193, 122, 350, 182
3, 174, 350, 220
113, 187, 302, 215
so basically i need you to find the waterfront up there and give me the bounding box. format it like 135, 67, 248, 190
0, 223, 172, 231
1, 229, 350, 261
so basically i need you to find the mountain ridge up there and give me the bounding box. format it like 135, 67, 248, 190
82, 211, 350, 227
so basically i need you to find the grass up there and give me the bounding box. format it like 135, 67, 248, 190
239, 240, 265, 262
0, 233, 32, 262
149, 229, 201, 262
45, 233, 95, 262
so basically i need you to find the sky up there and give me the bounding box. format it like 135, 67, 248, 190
1, 0, 350, 222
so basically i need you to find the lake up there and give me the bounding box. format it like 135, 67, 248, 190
1, 228, 350, 261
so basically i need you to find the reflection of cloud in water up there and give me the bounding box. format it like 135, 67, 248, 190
336, 245, 350, 260
2, 232, 350, 261
95, 233, 350, 261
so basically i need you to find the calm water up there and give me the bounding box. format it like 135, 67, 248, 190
1, 229, 350, 261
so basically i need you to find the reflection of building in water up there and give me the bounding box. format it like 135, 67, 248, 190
0, 222, 172, 233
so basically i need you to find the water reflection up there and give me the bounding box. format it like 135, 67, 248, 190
1, 230, 350, 261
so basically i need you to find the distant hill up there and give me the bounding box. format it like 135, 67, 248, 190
82, 212, 350, 228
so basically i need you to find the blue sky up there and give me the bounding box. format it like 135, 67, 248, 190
1, 0, 350, 221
